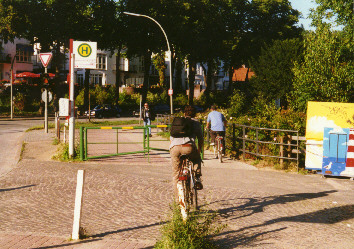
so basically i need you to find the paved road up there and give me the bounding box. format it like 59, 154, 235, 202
0, 118, 44, 176
0, 117, 137, 177
0, 120, 353, 248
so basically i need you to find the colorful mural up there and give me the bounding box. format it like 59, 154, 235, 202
322, 127, 351, 176
306, 102, 354, 141
305, 101, 354, 171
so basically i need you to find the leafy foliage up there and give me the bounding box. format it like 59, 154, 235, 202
249, 38, 304, 106
291, 26, 354, 111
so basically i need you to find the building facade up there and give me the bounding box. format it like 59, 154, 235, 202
1, 38, 232, 92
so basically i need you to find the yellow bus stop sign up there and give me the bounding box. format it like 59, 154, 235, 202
77, 43, 92, 57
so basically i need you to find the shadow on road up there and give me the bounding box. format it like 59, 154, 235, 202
205, 190, 354, 248
0, 184, 36, 193
92, 221, 166, 238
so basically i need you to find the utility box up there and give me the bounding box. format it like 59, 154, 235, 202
59, 98, 70, 117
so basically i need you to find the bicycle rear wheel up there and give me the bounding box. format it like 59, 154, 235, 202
217, 140, 223, 163
218, 149, 223, 163
191, 177, 198, 211
213, 145, 218, 158
177, 180, 189, 220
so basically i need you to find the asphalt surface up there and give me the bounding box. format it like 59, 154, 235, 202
0, 118, 353, 248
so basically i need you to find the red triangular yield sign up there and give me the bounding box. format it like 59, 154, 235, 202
39, 53, 53, 68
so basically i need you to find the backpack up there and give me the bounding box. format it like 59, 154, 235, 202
170, 117, 193, 138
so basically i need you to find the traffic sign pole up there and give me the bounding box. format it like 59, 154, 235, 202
39, 53, 52, 134
44, 66, 48, 133
69, 41, 75, 158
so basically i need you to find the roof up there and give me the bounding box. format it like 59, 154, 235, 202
232, 66, 255, 82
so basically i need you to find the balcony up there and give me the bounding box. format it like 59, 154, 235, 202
0, 53, 11, 64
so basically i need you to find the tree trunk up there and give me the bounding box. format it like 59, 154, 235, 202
175, 56, 183, 93
202, 60, 213, 102
115, 45, 122, 104
142, 50, 152, 104
228, 66, 233, 95
188, 57, 196, 105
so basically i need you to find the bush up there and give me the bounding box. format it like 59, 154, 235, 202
228, 89, 246, 117
14, 92, 26, 111
174, 93, 188, 106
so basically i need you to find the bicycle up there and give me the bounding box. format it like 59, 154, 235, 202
212, 135, 224, 163
177, 154, 199, 220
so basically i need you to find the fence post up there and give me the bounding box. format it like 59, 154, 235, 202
116, 129, 119, 154
256, 128, 259, 156
84, 128, 87, 160
242, 126, 246, 161
207, 128, 210, 147
201, 122, 204, 159
287, 134, 291, 159
296, 131, 299, 172
232, 123, 236, 152
280, 136, 284, 167
57, 114, 60, 140
79, 126, 83, 161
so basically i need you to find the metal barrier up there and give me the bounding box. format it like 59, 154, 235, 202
79, 125, 169, 161
231, 124, 301, 171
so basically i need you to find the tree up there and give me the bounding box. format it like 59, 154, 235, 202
223, 0, 303, 95
249, 38, 304, 107
152, 52, 166, 87
0, 0, 29, 43
290, 1, 354, 111
291, 26, 353, 111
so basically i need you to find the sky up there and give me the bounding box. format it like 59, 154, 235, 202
289, 0, 318, 30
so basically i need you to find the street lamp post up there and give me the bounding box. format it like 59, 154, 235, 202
10, 56, 16, 120
124, 11, 173, 114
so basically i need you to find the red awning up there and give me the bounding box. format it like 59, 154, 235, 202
15, 72, 40, 78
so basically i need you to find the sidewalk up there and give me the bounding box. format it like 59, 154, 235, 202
0, 129, 353, 248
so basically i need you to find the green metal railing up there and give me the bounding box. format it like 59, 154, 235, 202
79, 124, 170, 161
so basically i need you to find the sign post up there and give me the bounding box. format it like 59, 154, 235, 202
68, 40, 97, 158
39, 53, 53, 133
69, 40, 75, 157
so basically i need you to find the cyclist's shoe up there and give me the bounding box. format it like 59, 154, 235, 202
195, 177, 203, 190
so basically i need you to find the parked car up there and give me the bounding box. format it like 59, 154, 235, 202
84, 104, 121, 118
132, 104, 203, 117
152, 104, 170, 114
133, 104, 171, 117
173, 105, 204, 113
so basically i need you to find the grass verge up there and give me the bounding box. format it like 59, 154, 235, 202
52, 142, 81, 161
155, 203, 226, 249
19, 142, 27, 162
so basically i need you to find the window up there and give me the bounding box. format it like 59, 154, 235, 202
120, 58, 128, 71
96, 53, 106, 70
90, 74, 102, 85
16, 44, 32, 63
138, 56, 144, 72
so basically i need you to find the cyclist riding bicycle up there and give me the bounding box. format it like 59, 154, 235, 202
170, 105, 204, 200
206, 105, 227, 155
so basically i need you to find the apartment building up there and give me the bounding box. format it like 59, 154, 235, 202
0, 38, 34, 81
